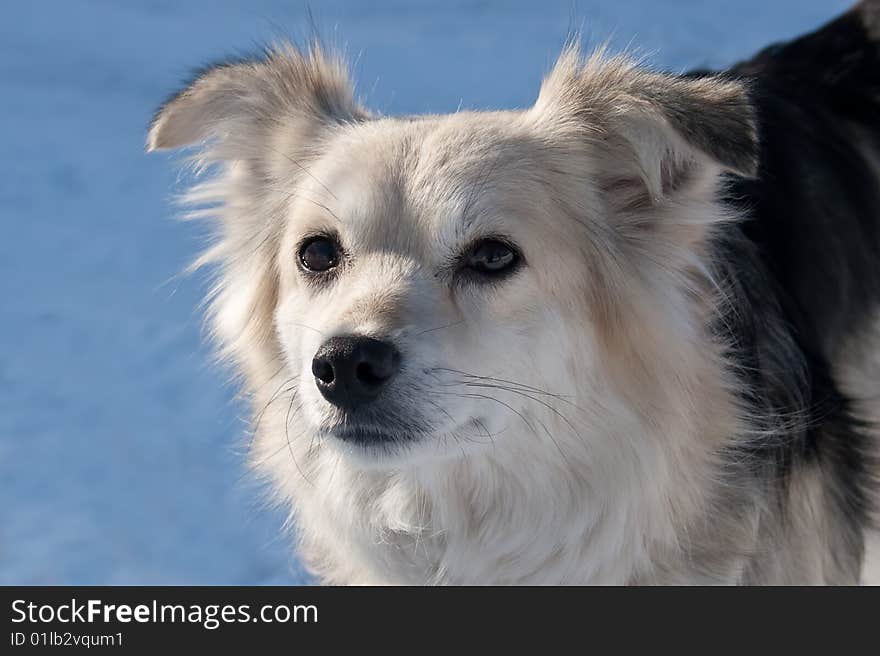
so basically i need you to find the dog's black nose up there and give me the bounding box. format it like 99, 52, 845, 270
311, 335, 401, 410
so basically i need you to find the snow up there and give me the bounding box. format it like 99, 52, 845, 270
0, 0, 848, 584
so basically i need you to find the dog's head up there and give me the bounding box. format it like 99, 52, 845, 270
148, 44, 756, 468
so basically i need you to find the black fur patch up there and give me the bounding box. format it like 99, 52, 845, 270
707, 0, 880, 548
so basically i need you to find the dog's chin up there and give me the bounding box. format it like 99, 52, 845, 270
317, 418, 490, 470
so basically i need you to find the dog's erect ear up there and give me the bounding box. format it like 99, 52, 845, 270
146, 43, 368, 152
533, 46, 758, 207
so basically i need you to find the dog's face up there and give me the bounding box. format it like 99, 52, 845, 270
148, 45, 757, 468
273, 112, 596, 464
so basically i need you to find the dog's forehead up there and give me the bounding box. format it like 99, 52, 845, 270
306, 112, 547, 238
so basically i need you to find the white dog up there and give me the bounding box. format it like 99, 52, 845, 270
149, 2, 880, 584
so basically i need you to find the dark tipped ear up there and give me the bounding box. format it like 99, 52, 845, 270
639, 72, 759, 179
146, 43, 368, 152
534, 47, 759, 205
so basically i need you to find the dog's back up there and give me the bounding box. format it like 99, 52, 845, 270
717, 1, 880, 583
731, 0, 880, 354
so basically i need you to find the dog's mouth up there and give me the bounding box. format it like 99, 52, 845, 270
321, 417, 490, 452
328, 425, 411, 446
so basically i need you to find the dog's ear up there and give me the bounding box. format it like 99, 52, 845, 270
533, 46, 758, 209
146, 43, 368, 152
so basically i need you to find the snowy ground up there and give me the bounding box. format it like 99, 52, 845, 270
0, 1, 848, 584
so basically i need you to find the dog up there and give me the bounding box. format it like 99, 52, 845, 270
147, 1, 880, 584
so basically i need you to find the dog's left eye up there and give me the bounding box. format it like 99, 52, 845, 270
465, 239, 519, 275
299, 236, 340, 273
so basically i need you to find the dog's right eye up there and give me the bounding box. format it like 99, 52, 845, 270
299, 236, 340, 273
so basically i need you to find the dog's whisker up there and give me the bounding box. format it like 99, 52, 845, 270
238, 422, 312, 486
432, 367, 578, 405
247, 375, 300, 451
266, 145, 339, 201
424, 397, 498, 448
284, 393, 313, 486
280, 190, 343, 224
460, 381, 585, 439
429, 365, 594, 432
471, 416, 497, 452
430, 387, 575, 467
244, 359, 288, 396
287, 321, 325, 336
415, 319, 464, 336
429, 389, 543, 442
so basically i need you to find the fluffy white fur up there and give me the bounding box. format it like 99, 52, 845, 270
148, 44, 877, 584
